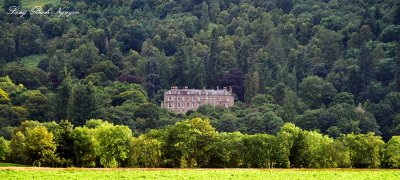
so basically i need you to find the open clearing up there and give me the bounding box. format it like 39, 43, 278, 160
0, 0, 60, 9
20, 54, 46, 68
0, 168, 399, 180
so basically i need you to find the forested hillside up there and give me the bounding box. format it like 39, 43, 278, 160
1, 0, 400, 166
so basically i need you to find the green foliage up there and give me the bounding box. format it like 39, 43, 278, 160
113, 90, 147, 106
95, 122, 132, 168
299, 76, 337, 109
89, 60, 120, 81
384, 136, 400, 168
9, 131, 26, 164
1, 65, 49, 89
0, 105, 29, 127
23, 126, 57, 167
1, 0, 400, 170
0, 87, 10, 104
129, 133, 162, 168
69, 82, 99, 126
163, 118, 217, 168
334, 92, 355, 105
395, 43, 400, 91
71, 126, 97, 167
0, 119, 397, 168
240, 134, 276, 168
20, 90, 52, 121
342, 133, 384, 168
0, 136, 10, 161
3, 0, 20, 12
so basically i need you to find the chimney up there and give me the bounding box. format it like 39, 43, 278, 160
184, 86, 188, 89
229, 86, 232, 93
217, 86, 219, 90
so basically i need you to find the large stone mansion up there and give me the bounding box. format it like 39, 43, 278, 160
162, 86, 235, 113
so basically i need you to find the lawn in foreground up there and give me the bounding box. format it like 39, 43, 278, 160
0, 168, 400, 180
0, 163, 28, 167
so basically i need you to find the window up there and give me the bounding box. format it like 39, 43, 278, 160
178, 103, 180, 108
227, 97, 230, 101
168, 97, 172, 101
206, 97, 208, 101
199, 97, 202, 101
212, 97, 215, 101
218, 97, 221, 101
187, 103, 190, 107
192, 97, 194, 101
177, 97, 180, 101
168, 103, 173, 108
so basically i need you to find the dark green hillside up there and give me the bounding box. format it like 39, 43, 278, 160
0, 0, 400, 168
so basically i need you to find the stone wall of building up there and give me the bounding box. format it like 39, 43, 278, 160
162, 86, 235, 113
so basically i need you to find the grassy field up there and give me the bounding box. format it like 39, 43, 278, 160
0, 0, 59, 10
20, 54, 47, 68
3, 54, 46, 68
21, 0, 60, 9
0, 168, 399, 180
0, 163, 28, 167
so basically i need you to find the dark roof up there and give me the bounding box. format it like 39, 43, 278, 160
165, 88, 233, 96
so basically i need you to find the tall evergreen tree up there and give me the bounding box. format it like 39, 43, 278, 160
56, 67, 72, 120
205, 29, 220, 88
235, 38, 252, 74
244, 66, 260, 103
144, 58, 162, 98
200, 2, 210, 30
69, 82, 98, 126
171, 49, 187, 87
358, 44, 375, 90
56, 120, 74, 166
395, 42, 400, 91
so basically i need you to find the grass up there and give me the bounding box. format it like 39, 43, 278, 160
20, 54, 47, 68
0, 168, 400, 180
21, 0, 60, 9
0, 0, 60, 10
3, 54, 46, 68
0, 163, 29, 167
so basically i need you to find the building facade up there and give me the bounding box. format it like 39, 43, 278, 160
162, 86, 235, 113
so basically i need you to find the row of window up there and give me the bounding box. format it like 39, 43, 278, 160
167, 96, 231, 102
168, 102, 196, 108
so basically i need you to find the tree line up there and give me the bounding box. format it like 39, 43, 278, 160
1, 118, 400, 168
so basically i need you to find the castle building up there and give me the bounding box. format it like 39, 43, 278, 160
162, 86, 235, 113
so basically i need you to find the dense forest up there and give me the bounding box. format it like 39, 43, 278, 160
0, 0, 400, 168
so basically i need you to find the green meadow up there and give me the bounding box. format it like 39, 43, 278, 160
20, 54, 46, 68
0, 168, 399, 180
21, 0, 59, 9
1, 0, 59, 11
